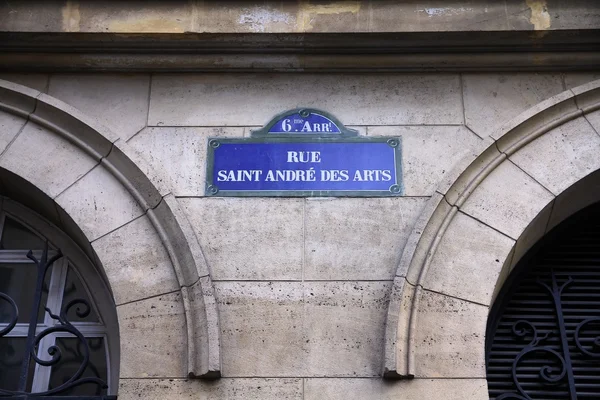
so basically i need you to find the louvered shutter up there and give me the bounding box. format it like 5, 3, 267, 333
487, 205, 600, 400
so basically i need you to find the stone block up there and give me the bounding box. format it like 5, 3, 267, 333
76, 2, 193, 33
181, 198, 303, 281
55, 165, 144, 241
460, 160, 555, 240
0, 121, 97, 198
197, 2, 300, 33
304, 281, 392, 377
215, 281, 305, 376
151, 194, 210, 283
0, 109, 27, 153
463, 73, 565, 137
400, 192, 451, 282
149, 74, 462, 126
48, 74, 150, 141
54, 201, 96, 265
0, 1, 63, 32
104, 140, 163, 210
547, 169, 600, 232
585, 109, 600, 136
491, 246, 515, 305
510, 117, 600, 196
0, 73, 48, 92
92, 215, 180, 305
366, 1, 530, 32
0, 168, 62, 232
32, 92, 117, 160
441, 143, 503, 206
413, 290, 488, 378
304, 197, 426, 280
127, 127, 243, 196
564, 73, 600, 89
368, 125, 483, 196
182, 276, 221, 377
119, 378, 303, 400
118, 292, 187, 378
424, 211, 515, 306
511, 201, 553, 269
0, 80, 40, 118
304, 378, 488, 400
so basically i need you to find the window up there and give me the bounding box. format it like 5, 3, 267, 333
487, 203, 600, 399
0, 199, 117, 398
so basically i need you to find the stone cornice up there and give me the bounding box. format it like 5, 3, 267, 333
1, 31, 599, 72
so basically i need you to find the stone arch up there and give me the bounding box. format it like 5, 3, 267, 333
383, 79, 600, 383
0, 80, 221, 382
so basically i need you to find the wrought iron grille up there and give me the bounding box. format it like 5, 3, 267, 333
0, 243, 115, 399
487, 207, 600, 399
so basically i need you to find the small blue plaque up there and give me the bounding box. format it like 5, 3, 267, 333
206, 109, 402, 197
267, 111, 341, 134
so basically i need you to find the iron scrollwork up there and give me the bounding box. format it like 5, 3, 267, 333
498, 271, 600, 400
0, 243, 111, 399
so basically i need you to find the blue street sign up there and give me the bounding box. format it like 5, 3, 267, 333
267, 111, 342, 134
205, 109, 403, 197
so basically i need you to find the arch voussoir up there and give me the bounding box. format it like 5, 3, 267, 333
384, 79, 600, 380
0, 79, 221, 380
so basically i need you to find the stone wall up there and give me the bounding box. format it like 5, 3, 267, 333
1, 71, 599, 399
2, 1, 598, 34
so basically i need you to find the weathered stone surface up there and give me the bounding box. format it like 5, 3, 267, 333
92, 215, 180, 305
0, 110, 27, 153
0, 80, 39, 117
585, 109, 600, 136
424, 211, 515, 306
181, 198, 303, 281
304, 281, 392, 376
75, 2, 193, 33
304, 197, 426, 280
119, 378, 303, 400
118, 292, 187, 378
413, 290, 488, 378
511, 201, 553, 270
368, 125, 483, 196
215, 281, 305, 376
0, 1, 63, 32
182, 276, 221, 377
2, 1, 597, 34
463, 73, 565, 137
32, 92, 117, 159
215, 280, 392, 377
304, 378, 488, 400
441, 143, 502, 205
198, 2, 300, 33
108, 139, 167, 206
128, 127, 243, 196
491, 89, 579, 146
401, 192, 451, 282
564, 72, 600, 88
0, 121, 97, 197
510, 117, 600, 195
461, 160, 555, 240
491, 246, 515, 305
55, 165, 144, 241
149, 74, 462, 126
0, 73, 48, 92
548, 169, 600, 232
48, 74, 150, 141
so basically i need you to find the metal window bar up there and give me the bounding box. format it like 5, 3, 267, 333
487, 209, 600, 400
0, 243, 116, 399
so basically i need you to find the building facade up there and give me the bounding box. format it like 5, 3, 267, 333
0, 1, 599, 399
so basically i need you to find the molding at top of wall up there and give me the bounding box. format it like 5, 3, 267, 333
0, 31, 599, 72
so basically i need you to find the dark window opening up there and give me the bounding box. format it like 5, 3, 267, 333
487, 203, 600, 399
